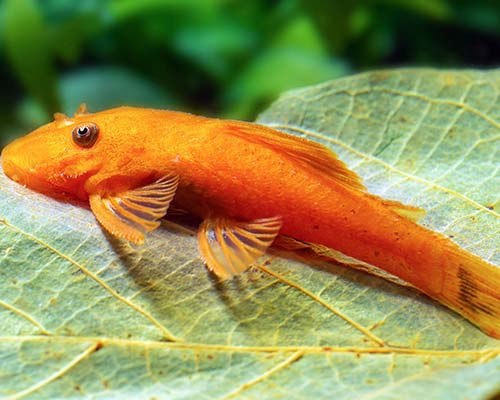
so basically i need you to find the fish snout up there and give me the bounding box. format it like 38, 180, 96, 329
1, 155, 32, 188
1, 141, 41, 188
1, 144, 21, 182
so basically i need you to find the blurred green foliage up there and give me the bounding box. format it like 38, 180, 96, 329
0, 0, 499, 147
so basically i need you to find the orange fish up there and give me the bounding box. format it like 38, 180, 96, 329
2, 104, 499, 338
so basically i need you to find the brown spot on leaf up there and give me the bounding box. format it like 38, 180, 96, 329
94, 342, 104, 352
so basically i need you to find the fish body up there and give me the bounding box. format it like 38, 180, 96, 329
2, 105, 499, 338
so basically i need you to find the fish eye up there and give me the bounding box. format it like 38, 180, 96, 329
72, 123, 99, 148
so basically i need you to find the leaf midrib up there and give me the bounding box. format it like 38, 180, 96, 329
1, 335, 499, 358
1, 216, 389, 347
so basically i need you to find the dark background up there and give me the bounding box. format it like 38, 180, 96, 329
1, 0, 499, 147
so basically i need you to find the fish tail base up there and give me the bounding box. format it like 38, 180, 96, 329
440, 246, 500, 338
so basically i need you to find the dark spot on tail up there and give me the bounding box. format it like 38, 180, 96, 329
458, 267, 495, 316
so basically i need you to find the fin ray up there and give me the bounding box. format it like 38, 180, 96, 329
198, 216, 282, 279
440, 244, 500, 338
225, 122, 365, 191
366, 194, 426, 222
89, 175, 179, 244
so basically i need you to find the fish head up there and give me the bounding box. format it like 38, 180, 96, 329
1, 105, 164, 201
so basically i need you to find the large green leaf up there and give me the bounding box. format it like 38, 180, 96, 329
1, 69, 500, 399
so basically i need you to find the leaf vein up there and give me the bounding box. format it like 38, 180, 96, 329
266, 124, 500, 220
1, 219, 179, 342
6, 343, 97, 400
0, 300, 51, 335
0, 335, 498, 358
347, 87, 500, 131
222, 351, 304, 399
257, 264, 386, 347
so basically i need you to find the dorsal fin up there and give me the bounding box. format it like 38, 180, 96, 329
223, 122, 366, 191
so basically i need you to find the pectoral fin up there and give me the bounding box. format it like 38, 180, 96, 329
89, 175, 179, 244
198, 216, 282, 279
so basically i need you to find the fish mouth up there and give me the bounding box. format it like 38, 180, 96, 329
2, 155, 53, 194
1, 134, 97, 201
2, 148, 69, 198
1, 153, 27, 186
2, 139, 27, 182
2, 156, 89, 201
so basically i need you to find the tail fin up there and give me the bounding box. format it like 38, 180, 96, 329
440, 246, 500, 338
